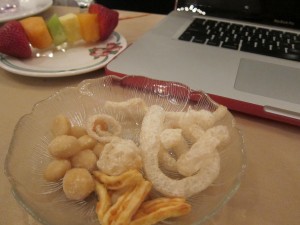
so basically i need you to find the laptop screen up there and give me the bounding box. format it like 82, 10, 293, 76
177, 0, 300, 30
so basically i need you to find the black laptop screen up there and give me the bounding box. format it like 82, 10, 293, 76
177, 0, 300, 30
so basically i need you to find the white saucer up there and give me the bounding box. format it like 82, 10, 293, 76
0, 0, 53, 23
0, 32, 127, 77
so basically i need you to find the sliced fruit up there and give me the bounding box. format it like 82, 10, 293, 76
20, 16, 53, 49
47, 14, 67, 46
0, 20, 32, 58
77, 13, 100, 43
59, 13, 82, 44
88, 3, 119, 41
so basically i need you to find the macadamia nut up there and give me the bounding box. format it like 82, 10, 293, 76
63, 168, 95, 201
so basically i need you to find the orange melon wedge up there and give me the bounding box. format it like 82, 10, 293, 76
20, 16, 53, 49
77, 13, 100, 43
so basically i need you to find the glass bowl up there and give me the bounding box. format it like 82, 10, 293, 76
5, 75, 246, 225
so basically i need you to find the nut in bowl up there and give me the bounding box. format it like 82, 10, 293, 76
5, 75, 246, 225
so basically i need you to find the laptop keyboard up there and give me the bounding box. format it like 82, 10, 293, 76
178, 18, 300, 62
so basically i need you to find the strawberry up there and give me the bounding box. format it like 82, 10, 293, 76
0, 20, 32, 58
88, 3, 119, 41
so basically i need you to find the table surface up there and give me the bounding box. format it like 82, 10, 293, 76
1, 6, 299, 225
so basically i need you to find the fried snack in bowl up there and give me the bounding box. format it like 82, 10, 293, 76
96, 138, 143, 176
93, 169, 144, 190
93, 169, 192, 225
86, 114, 122, 143
140, 105, 221, 198
104, 97, 148, 122
95, 181, 111, 223
130, 198, 191, 225
5, 75, 245, 225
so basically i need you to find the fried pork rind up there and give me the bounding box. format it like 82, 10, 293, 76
96, 138, 143, 176
130, 198, 191, 225
178, 105, 228, 142
158, 147, 177, 172
176, 125, 229, 177
104, 98, 148, 122
86, 114, 122, 143
159, 129, 189, 172
160, 128, 189, 156
140, 105, 221, 198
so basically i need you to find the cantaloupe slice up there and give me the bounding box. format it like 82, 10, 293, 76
59, 13, 82, 44
20, 16, 53, 49
77, 13, 100, 43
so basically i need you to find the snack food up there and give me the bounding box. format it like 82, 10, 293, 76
93, 170, 191, 225
70, 149, 97, 171
63, 168, 95, 201
130, 198, 191, 225
51, 114, 71, 137
43, 159, 71, 182
42, 96, 234, 224
104, 98, 148, 122
140, 105, 221, 198
86, 114, 122, 143
48, 135, 81, 159
96, 138, 142, 176
93, 169, 144, 190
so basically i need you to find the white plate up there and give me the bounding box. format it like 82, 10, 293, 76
0, 32, 127, 77
0, 0, 53, 23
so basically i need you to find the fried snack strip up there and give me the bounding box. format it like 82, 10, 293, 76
93, 169, 144, 190
130, 197, 191, 225
102, 180, 152, 225
95, 181, 111, 223
140, 105, 221, 198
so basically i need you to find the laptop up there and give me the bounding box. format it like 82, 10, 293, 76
105, 0, 300, 126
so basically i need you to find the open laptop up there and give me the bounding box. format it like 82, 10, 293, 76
105, 0, 300, 126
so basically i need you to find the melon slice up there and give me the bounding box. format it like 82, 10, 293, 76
77, 13, 100, 43
59, 13, 82, 44
47, 14, 67, 46
20, 16, 53, 49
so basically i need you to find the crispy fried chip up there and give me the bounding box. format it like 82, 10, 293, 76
102, 180, 152, 225
95, 181, 111, 223
130, 197, 191, 225
94, 168, 192, 225
93, 169, 144, 190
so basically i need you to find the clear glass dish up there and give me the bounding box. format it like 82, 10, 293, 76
5, 75, 246, 225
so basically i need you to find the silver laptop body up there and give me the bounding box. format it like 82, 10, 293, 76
106, 1, 300, 126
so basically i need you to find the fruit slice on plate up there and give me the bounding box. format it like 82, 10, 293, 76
59, 13, 82, 44
77, 13, 100, 43
0, 20, 32, 58
20, 16, 53, 49
47, 14, 67, 46
88, 3, 119, 41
